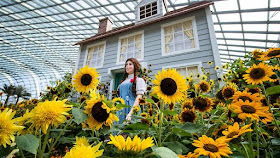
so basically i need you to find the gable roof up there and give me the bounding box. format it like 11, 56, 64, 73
74, 1, 213, 45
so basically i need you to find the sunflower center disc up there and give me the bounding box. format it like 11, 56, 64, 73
249, 68, 265, 79
239, 96, 252, 102
226, 132, 239, 138
267, 50, 280, 57
181, 111, 195, 123
81, 74, 92, 86
248, 88, 258, 94
241, 105, 256, 113
223, 89, 234, 98
200, 84, 208, 91
203, 144, 218, 152
91, 102, 109, 122
193, 97, 208, 111
160, 78, 177, 96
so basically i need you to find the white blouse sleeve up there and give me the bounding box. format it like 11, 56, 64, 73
136, 78, 146, 95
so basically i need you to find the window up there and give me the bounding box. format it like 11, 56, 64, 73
85, 42, 105, 68
162, 17, 199, 55
117, 31, 144, 64
175, 66, 199, 77
163, 62, 202, 78
140, 1, 157, 20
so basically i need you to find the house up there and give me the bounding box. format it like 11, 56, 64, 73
74, 0, 221, 96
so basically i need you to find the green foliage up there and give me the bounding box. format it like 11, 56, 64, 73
15, 134, 39, 154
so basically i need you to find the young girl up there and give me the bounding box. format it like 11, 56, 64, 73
117, 58, 146, 123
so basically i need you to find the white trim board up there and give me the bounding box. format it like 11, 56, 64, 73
205, 7, 222, 78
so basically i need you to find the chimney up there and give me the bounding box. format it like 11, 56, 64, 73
98, 17, 113, 34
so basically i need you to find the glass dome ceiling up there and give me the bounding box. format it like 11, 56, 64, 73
0, 0, 279, 98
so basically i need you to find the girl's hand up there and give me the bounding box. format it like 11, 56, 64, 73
126, 111, 132, 121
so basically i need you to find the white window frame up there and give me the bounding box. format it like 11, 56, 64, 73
116, 30, 144, 65
138, 0, 159, 21
83, 41, 106, 69
162, 61, 203, 77
161, 16, 200, 56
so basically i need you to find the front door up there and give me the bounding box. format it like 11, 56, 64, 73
114, 73, 123, 90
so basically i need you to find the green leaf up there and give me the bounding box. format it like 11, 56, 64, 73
172, 128, 191, 137
116, 103, 131, 108
15, 134, 39, 154
145, 98, 155, 104
266, 85, 280, 95
163, 141, 188, 154
153, 147, 179, 158
123, 122, 149, 130
271, 138, 280, 145
72, 107, 88, 124
179, 122, 203, 133
162, 110, 177, 116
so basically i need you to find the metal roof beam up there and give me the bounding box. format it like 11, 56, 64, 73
216, 31, 280, 34
213, 7, 280, 14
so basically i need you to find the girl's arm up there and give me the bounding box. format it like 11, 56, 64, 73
126, 94, 142, 121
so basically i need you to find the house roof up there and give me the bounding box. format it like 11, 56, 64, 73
74, 1, 213, 45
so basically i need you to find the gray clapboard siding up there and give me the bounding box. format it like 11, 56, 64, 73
76, 7, 219, 87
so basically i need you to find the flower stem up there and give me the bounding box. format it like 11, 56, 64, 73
261, 84, 280, 136
247, 131, 254, 158
46, 117, 73, 158
40, 127, 51, 158
158, 101, 164, 147
19, 147, 25, 158
241, 143, 250, 158
256, 125, 259, 158
201, 112, 205, 135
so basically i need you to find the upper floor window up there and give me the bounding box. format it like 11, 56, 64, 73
161, 17, 199, 56
140, 1, 157, 20
85, 42, 105, 68
117, 31, 144, 64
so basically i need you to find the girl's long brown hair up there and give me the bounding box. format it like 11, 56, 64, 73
121, 58, 141, 95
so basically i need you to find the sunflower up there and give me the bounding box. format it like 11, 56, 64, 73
232, 91, 260, 103
148, 108, 153, 117
260, 111, 273, 124
261, 132, 270, 140
155, 113, 160, 124
27, 99, 72, 134
73, 65, 100, 93
193, 96, 212, 112
152, 68, 188, 104
230, 100, 268, 121
108, 134, 154, 153
260, 47, 280, 60
215, 66, 220, 71
140, 112, 148, 119
181, 99, 193, 110
192, 135, 232, 158
79, 96, 88, 104
84, 92, 119, 130
202, 75, 207, 81
198, 81, 211, 93
252, 49, 264, 59
75, 136, 90, 147
112, 97, 125, 106
217, 78, 222, 82
178, 152, 198, 158
222, 84, 237, 100
245, 87, 261, 94
64, 138, 103, 158
207, 61, 213, 65
220, 122, 253, 142
210, 79, 215, 87
196, 74, 200, 79
180, 109, 196, 123
0, 109, 25, 147
243, 62, 274, 85
133, 106, 140, 113
212, 124, 228, 138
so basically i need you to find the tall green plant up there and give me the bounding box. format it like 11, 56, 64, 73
1, 84, 15, 106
